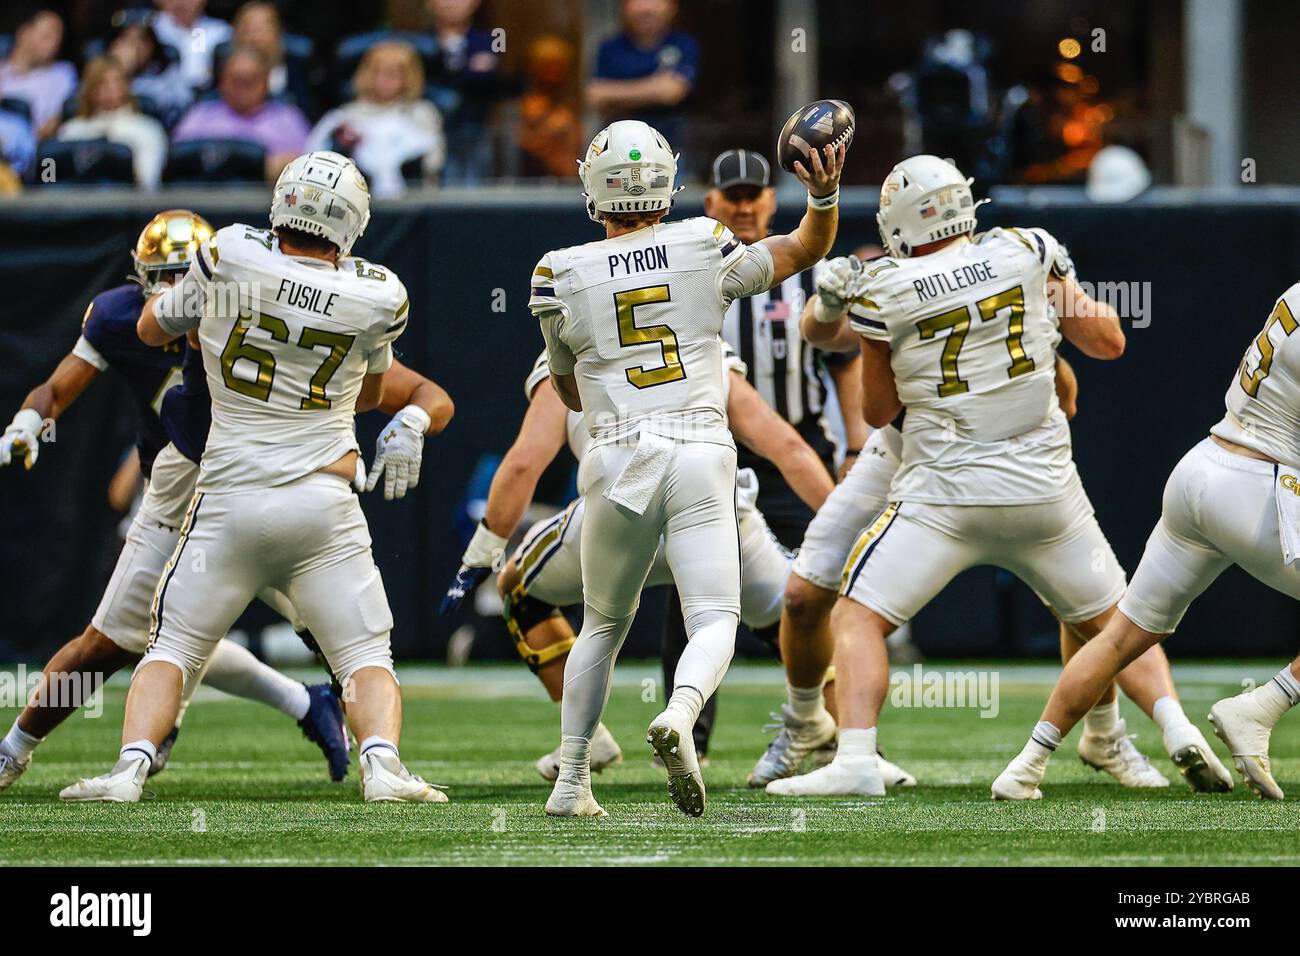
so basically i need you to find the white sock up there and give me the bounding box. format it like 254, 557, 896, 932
672, 610, 737, 705
1244, 669, 1299, 726
1083, 699, 1121, 735
1151, 695, 1192, 733
557, 735, 591, 784
1028, 720, 1062, 760
786, 681, 825, 721
204, 640, 311, 719
1, 719, 42, 760
119, 739, 157, 766
359, 736, 398, 760
836, 726, 876, 759
561, 605, 634, 739
663, 685, 705, 728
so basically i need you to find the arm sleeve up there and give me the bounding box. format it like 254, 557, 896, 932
366, 288, 410, 374
72, 334, 109, 371
711, 215, 774, 306
539, 311, 576, 376
845, 276, 891, 342
524, 350, 552, 400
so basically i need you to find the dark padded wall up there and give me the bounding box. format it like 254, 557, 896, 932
1, 195, 1297, 662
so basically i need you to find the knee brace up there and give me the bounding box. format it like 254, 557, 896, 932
503, 584, 572, 673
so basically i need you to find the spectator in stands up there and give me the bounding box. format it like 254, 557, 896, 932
0, 109, 35, 180
57, 56, 168, 188
0, 7, 78, 140
516, 35, 581, 179
172, 46, 309, 181
229, 1, 313, 117
152, 0, 233, 90
107, 18, 192, 128
587, 0, 697, 149
307, 42, 444, 197
425, 0, 503, 184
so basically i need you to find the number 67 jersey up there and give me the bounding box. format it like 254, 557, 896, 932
165, 224, 409, 492
528, 216, 772, 448
846, 227, 1076, 505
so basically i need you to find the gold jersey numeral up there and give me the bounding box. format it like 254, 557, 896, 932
614, 285, 685, 389
1240, 298, 1298, 398
916, 284, 1034, 398
219, 313, 355, 407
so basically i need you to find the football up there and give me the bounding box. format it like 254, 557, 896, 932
777, 98, 856, 173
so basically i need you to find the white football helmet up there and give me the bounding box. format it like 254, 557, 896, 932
270, 151, 371, 256
876, 154, 987, 257
578, 120, 682, 223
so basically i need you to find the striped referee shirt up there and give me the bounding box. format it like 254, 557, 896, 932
721, 259, 852, 435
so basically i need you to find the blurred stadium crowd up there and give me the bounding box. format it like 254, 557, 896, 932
0, 0, 1161, 197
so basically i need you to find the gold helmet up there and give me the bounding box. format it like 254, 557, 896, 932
132, 209, 214, 292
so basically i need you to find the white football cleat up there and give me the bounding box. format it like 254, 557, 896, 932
59, 756, 148, 803
765, 754, 884, 797
1209, 695, 1284, 800
991, 755, 1045, 801
1077, 719, 1170, 788
544, 772, 608, 817
0, 749, 30, 792
1163, 721, 1233, 793
360, 752, 448, 803
876, 752, 917, 787
535, 723, 623, 782
747, 705, 837, 788
646, 711, 706, 817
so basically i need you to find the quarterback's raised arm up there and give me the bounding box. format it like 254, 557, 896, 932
758, 143, 844, 287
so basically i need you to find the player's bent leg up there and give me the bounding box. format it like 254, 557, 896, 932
767, 597, 892, 797
749, 574, 839, 788
1209, 657, 1300, 800
1059, 617, 1169, 789
499, 519, 624, 781
0, 625, 137, 792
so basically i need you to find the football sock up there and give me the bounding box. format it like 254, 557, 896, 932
2, 719, 42, 760
1026, 720, 1062, 761
359, 736, 398, 760
1151, 695, 1193, 734
837, 726, 877, 760
662, 685, 705, 728
787, 681, 825, 721
1243, 668, 1300, 727
561, 605, 633, 740
204, 640, 311, 720
119, 739, 157, 767
557, 735, 592, 781
1083, 699, 1121, 735
673, 609, 737, 706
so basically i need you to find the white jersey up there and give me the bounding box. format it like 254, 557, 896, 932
528, 216, 772, 449
1211, 281, 1300, 467
846, 227, 1076, 505
164, 224, 408, 492
525, 341, 747, 494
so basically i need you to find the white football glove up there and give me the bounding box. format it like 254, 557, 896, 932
0, 409, 44, 470
363, 404, 431, 500
814, 255, 863, 321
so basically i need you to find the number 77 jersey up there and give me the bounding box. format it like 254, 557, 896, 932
180, 223, 409, 492
846, 227, 1078, 505
528, 216, 773, 448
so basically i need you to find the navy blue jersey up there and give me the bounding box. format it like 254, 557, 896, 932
78, 283, 185, 478
159, 340, 211, 464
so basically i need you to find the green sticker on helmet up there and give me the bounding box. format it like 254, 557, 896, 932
629, 149, 641, 161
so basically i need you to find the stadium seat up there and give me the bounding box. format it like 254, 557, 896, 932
37, 139, 135, 186
163, 138, 266, 184
0, 97, 32, 125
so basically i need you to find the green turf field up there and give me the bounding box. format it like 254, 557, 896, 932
0, 660, 1294, 866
